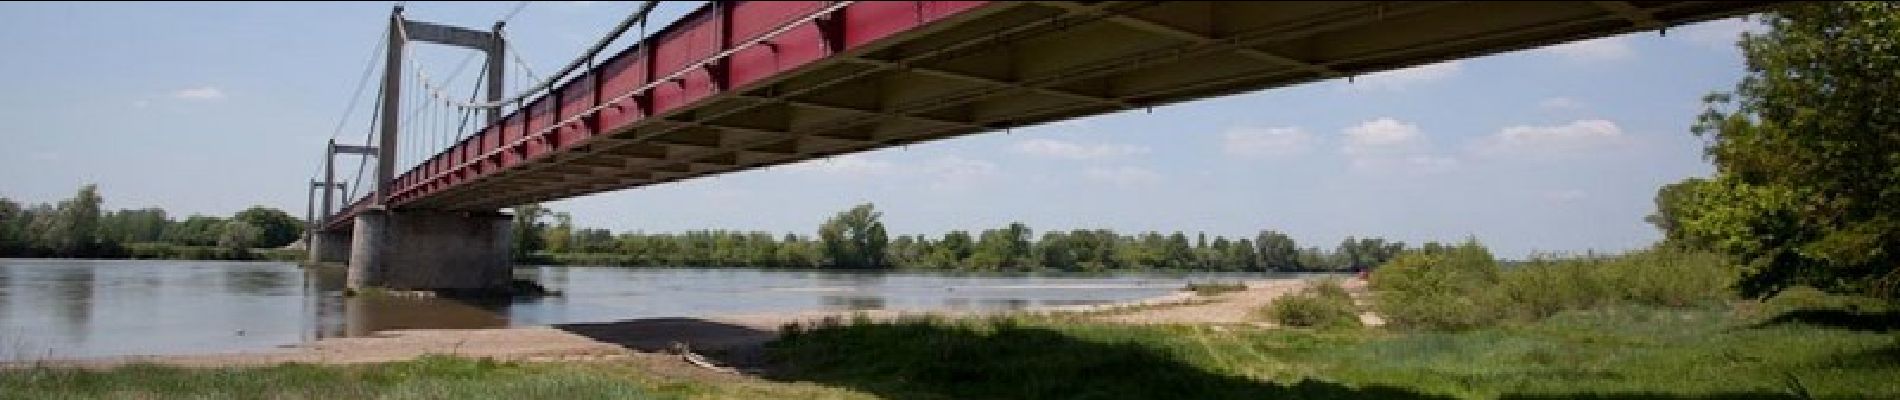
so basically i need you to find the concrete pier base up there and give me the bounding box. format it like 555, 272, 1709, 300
308, 230, 353, 264
347, 208, 513, 291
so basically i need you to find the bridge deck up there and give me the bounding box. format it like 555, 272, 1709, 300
326, 0, 1776, 231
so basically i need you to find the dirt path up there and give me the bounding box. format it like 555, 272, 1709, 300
1087, 277, 1383, 326
12, 276, 1371, 370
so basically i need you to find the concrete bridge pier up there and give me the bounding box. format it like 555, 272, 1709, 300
348, 208, 513, 292
307, 231, 353, 264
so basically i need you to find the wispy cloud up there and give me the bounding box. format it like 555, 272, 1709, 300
1674, 17, 1767, 50
1539, 97, 1584, 111
1012, 138, 1149, 160
1543, 36, 1634, 62
1222, 126, 1313, 159
172, 86, 226, 100
1085, 166, 1163, 187
773, 154, 897, 176
921, 156, 1000, 191
1474, 119, 1627, 157
1345, 61, 1462, 91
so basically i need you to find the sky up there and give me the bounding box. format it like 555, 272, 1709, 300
0, 2, 1765, 258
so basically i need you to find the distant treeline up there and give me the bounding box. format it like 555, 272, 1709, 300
515, 203, 1419, 272
0, 184, 304, 260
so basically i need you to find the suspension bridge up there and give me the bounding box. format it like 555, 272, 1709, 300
304, 1, 1778, 291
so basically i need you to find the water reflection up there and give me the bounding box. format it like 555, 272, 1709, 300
49, 265, 95, 343
0, 260, 1289, 359
301, 266, 510, 338
820, 295, 888, 311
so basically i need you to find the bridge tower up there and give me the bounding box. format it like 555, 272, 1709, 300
312, 5, 517, 293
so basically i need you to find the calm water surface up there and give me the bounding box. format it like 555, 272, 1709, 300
0, 259, 1285, 359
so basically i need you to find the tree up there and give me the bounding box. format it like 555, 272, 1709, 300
543, 212, 574, 254
1682, 2, 1900, 299
102, 208, 169, 244
163, 215, 224, 246
233, 206, 302, 249
218, 220, 261, 258
817, 203, 889, 269
969, 222, 1033, 270
47, 184, 104, 256
1256, 230, 1300, 271
0, 198, 22, 255
511, 204, 549, 259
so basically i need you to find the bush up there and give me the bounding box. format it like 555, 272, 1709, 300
1495, 248, 1734, 321
1265, 278, 1361, 329
1759, 286, 1892, 317
1373, 242, 1738, 331
1184, 281, 1247, 296
1369, 241, 1501, 331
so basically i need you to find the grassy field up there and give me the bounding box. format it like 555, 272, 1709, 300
2, 303, 1894, 399
770, 306, 1900, 399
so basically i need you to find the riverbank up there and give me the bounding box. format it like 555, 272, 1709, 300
7, 275, 1897, 398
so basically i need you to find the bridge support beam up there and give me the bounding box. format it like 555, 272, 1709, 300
347, 208, 513, 292
308, 230, 353, 264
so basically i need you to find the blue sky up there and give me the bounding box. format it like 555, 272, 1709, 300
0, 2, 1764, 258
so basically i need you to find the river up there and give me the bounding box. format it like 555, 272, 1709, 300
0, 259, 1286, 360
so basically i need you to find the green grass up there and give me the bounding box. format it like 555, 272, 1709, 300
1184, 281, 1248, 296
0, 355, 871, 400
770, 305, 1900, 399
6, 303, 1895, 399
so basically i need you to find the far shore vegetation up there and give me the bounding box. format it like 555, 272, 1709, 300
0, 185, 305, 261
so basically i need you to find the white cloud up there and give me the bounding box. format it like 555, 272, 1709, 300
1222, 126, 1313, 158
31, 152, 60, 161
1012, 138, 1149, 160
1675, 17, 1767, 50
921, 156, 1000, 191
132, 100, 151, 108
1543, 36, 1634, 61
1539, 97, 1584, 111
1342, 118, 1425, 156
1340, 118, 1459, 174
172, 86, 225, 100
1475, 119, 1627, 156
569, 1, 598, 5
1346, 61, 1461, 91
1085, 166, 1163, 187
773, 154, 896, 176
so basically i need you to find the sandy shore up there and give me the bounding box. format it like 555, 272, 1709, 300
11, 276, 1367, 370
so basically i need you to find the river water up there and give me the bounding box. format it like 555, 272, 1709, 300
0, 259, 1284, 359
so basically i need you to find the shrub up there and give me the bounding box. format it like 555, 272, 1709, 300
1184, 281, 1247, 296
1495, 247, 1734, 321
1265, 278, 1361, 329
1759, 286, 1892, 317
1369, 241, 1500, 331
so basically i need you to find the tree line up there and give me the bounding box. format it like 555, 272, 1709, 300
514, 203, 1409, 272
0, 184, 304, 259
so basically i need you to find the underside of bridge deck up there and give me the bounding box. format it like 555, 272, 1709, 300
381, 1, 1772, 213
